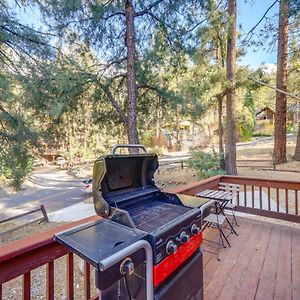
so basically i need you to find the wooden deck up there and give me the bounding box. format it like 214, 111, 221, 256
202, 217, 300, 300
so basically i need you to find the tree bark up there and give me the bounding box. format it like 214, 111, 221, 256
124, 0, 139, 145
217, 94, 225, 170
294, 123, 300, 160
273, 0, 289, 164
225, 0, 237, 175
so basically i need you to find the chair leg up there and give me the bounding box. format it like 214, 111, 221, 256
232, 209, 240, 227
225, 217, 238, 236
220, 227, 231, 247
218, 227, 226, 248
217, 234, 221, 261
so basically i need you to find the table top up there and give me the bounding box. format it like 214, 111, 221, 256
196, 189, 237, 202
176, 193, 212, 208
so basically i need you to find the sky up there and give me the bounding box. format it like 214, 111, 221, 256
14, 0, 280, 70
237, 0, 279, 69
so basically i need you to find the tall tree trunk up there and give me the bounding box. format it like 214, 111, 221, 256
225, 0, 237, 175
156, 97, 161, 145
125, 0, 139, 145
175, 107, 180, 150
274, 0, 289, 164
217, 94, 225, 170
293, 123, 300, 160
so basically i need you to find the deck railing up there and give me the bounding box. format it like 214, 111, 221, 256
171, 175, 300, 223
1, 175, 300, 299
0, 215, 100, 300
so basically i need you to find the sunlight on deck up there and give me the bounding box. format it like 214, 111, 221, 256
202, 217, 300, 300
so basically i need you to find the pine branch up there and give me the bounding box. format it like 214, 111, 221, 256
1, 25, 49, 46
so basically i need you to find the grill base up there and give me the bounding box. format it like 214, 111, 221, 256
99, 250, 203, 300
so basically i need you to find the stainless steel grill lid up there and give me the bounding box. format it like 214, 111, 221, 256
93, 152, 159, 217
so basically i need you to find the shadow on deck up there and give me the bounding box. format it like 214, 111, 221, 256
202, 217, 300, 300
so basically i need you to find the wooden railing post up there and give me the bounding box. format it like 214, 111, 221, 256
285, 189, 289, 213
46, 261, 54, 300
84, 261, 91, 300
268, 187, 271, 211
23, 272, 31, 300
259, 187, 262, 210
244, 185, 247, 206
296, 190, 299, 216
67, 253, 74, 300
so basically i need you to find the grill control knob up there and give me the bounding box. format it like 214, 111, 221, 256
191, 224, 200, 235
166, 241, 177, 254
180, 231, 190, 244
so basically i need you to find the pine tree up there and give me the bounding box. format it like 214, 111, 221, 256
35, 0, 204, 145
273, 0, 289, 164
225, 0, 237, 175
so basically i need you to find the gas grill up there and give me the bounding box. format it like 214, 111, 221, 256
55, 145, 212, 300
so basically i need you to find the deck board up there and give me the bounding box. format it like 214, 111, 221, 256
203, 217, 300, 300
203, 218, 254, 300
274, 225, 292, 300
291, 227, 300, 300
230, 221, 272, 300
255, 224, 281, 300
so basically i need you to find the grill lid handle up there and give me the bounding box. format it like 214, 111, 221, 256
111, 144, 147, 155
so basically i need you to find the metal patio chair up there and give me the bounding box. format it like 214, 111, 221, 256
218, 182, 240, 227
202, 200, 231, 261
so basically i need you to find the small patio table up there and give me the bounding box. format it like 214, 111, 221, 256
196, 189, 238, 236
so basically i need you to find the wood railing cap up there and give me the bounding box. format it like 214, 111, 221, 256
168, 175, 223, 194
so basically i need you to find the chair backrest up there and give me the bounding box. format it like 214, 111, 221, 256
219, 182, 240, 193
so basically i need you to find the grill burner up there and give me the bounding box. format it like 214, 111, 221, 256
128, 201, 191, 232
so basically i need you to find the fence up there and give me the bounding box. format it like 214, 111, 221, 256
0, 205, 49, 237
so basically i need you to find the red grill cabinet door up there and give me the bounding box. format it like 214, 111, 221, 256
154, 248, 203, 300
153, 231, 203, 287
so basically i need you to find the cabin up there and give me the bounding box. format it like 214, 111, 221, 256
255, 106, 275, 123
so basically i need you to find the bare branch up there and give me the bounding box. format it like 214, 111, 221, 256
96, 81, 128, 124
135, 0, 167, 17
248, 77, 300, 100
146, 11, 174, 30
102, 12, 125, 20
137, 83, 162, 95
184, 18, 208, 33
242, 0, 279, 44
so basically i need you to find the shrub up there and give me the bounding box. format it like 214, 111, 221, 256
187, 151, 225, 179
147, 145, 167, 156
286, 123, 295, 134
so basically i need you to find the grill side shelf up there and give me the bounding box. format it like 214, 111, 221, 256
54, 219, 147, 268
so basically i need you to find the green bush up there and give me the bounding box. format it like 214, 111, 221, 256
147, 145, 167, 156
286, 123, 295, 134
238, 123, 253, 142
187, 151, 225, 179
141, 131, 154, 147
